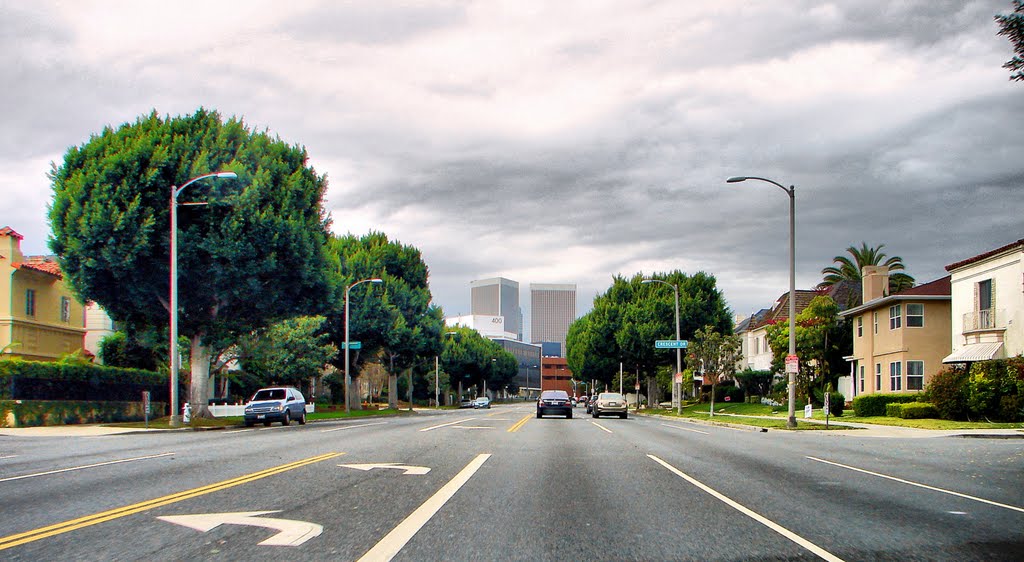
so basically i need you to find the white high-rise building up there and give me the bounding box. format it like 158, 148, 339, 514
530, 283, 577, 357
470, 277, 521, 341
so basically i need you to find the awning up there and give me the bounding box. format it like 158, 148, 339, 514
942, 342, 1004, 364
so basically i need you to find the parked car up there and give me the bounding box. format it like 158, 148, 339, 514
244, 386, 307, 427
459, 398, 475, 408
537, 390, 572, 419
592, 392, 628, 419
472, 396, 491, 409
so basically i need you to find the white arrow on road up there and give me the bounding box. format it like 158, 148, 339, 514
339, 462, 431, 475
157, 511, 322, 546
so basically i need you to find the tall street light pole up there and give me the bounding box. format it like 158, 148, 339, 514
345, 278, 383, 414
169, 171, 236, 426
641, 278, 682, 414
727, 175, 797, 428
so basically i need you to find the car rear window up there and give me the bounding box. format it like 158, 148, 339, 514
599, 393, 624, 401
541, 391, 569, 399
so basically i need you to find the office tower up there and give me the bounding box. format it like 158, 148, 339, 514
530, 283, 576, 357
470, 277, 521, 340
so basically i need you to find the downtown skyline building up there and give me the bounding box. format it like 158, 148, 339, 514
530, 283, 577, 358
470, 277, 522, 341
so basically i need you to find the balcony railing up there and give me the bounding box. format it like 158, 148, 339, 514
963, 308, 1005, 332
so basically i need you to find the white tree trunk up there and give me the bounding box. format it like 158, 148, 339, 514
189, 336, 213, 418
388, 374, 398, 409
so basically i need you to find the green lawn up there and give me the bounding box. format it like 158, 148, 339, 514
644, 401, 1023, 431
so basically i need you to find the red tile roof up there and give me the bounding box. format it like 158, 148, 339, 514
0, 226, 23, 240
12, 259, 63, 279
894, 275, 950, 297
945, 239, 1023, 272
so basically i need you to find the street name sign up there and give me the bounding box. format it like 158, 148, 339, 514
655, 340, 688, 349
344, 341, 362, 350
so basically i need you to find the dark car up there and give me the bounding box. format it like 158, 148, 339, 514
537, 390, 572, 419
244, 386, 307, 426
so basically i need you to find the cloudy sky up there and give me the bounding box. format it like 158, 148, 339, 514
2, 1, 1022, 339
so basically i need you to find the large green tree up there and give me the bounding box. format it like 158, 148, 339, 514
49, 109, 334, 417
997, 1, 1024, 81
238, 315, 338, 389
440, 326, 516, 399
566, 271, 732, 397
818, 242, 914, 294
325, 232, 443, 409
765, 295, 847, 404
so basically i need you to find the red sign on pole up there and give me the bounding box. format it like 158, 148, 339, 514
785, 354, 799, 374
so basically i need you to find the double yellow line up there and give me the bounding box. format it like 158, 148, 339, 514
507, 414, 531, 433
0, 452, 343, 551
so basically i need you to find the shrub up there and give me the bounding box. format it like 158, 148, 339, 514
827, 391, 845, 417
852, 393, 921, 417
0, 358, 167, 401
925, 367, 969, 420
886, 401, 939, 419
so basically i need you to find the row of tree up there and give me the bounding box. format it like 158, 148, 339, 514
47, 108, 513, 417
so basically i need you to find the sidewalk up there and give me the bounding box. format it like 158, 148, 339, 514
643, 412, 1024, 439
0, 425, 172, 437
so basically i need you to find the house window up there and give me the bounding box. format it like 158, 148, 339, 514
875, 363, 882, 391
890, 362, 902, 391
889, 305, 902, 330
26, 289, 36, 317
907, 361, 924, 390
859, 365, 865, 392
754, 338, 759, 354
906, 303, 924, 328
873, 312, 878, 334
857, 316, 863, 337
60, 297, 71, 323
977, 279, 994, 328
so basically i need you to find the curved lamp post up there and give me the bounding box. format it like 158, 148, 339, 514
641, 278, 682, 414
169, 171, 237, 426
727, 175, 797, 428
344, 278, 383, 413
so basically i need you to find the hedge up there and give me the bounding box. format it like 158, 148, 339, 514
0, 400, 167, 427
852, 393, 922, 417
885, 401, 939, 420
0, 358, 168, 402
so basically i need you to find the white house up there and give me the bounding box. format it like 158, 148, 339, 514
943, 238, 1023, 364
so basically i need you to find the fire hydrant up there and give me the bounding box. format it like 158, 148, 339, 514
182, 402, 192, 424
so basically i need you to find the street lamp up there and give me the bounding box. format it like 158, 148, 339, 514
642, 278, 682, 414
169, 171, 236, 426
727, 175, 797, 428
345, 277, 383, 413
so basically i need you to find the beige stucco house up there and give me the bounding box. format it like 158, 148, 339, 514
1, 227, 86, 361
840, 266, 951, 397
943, 238, 1023, 364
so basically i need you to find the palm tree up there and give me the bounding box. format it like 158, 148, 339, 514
818, 242, 915, 293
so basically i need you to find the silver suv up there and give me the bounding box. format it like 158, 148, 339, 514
244, 387, 307, 427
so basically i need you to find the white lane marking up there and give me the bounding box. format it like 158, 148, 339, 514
0, 455, 18, 460
418, 418, 476, 432
660, 423, 710, 435
649, 454, 844, 562
339, 463, 430, 475
451, 426, 494, 430
158, 511, 321, 547
591, 422, 613, 434
357, 454, 491, 562
807, 456, 1024, 514
321, 421, 389, 433
0, 452, 175, 484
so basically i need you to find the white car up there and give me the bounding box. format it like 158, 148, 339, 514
472, 397, 491, 409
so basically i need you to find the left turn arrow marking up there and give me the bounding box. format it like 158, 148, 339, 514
157, 511, 322, 546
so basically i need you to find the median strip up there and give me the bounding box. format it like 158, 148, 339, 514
0, 452, 343, 551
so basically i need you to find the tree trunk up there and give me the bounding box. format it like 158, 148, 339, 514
388, 374, 398, 409
189, 335, 214, 419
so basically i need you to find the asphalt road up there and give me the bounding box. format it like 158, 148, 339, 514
1, 404, 1022, 561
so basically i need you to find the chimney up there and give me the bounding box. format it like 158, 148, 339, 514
861, 265, 889, 303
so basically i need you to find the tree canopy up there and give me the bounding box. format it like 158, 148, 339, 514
765, 295, 848, 404
441, 326, 517, 397
818, 242, 914, 294
996, 1, 1024, 81
49, 108, 334, 416
566, 271, 732, 394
